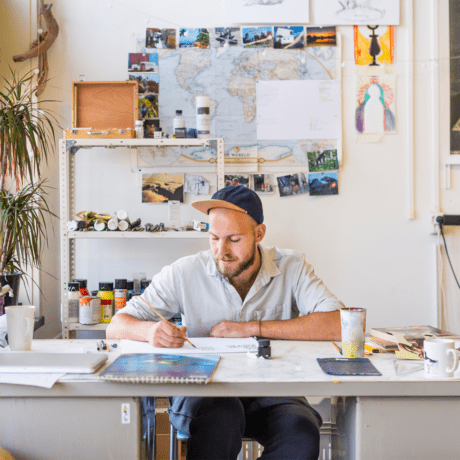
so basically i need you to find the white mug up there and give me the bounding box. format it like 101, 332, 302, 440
424, 338, 459, 378
340, 308, 366, 358
5, 305, 35, 351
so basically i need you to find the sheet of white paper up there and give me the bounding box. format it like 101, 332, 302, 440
0, 373, 65, 388
312, 0, 400, 26
121, 337, 258, 354
223, 0, 309, 24
257, 80, 341, 140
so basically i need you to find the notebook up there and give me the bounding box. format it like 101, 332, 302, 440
0, 352, 108, 374
98, 353, 221, 384
317, 358, 382, 376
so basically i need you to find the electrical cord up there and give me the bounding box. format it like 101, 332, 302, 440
439, 222, 460, 290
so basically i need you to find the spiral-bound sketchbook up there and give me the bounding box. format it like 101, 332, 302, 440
98, 353, 221, 384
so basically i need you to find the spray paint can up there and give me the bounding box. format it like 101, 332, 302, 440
98, 282, 114, 323
73, 279, 90, 296
68, 282, 81, 323
79, 296, 101, 325
196, 96, 210, 139
114, 279, 128, 313
126, 280, 135, 301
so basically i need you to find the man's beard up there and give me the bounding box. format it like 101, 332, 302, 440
214, 246, 256, 280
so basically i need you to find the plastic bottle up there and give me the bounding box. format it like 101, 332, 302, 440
114, 279, 128, 314
98, 282, 114, 323
68, 282, 81, 323
135, 120, 144, 139
196, 96, 210, 139
173, 110, 186, 138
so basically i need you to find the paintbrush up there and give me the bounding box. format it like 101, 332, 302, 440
139, 296, 196, 348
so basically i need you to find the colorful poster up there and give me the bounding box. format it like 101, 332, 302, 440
355, 75, 395, 134
354, 26, 394, 66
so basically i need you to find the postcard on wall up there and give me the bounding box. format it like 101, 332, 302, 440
277, 174, 305, 197
146, 28, 176, 49
299, 172, 309, 193
242, 26, 273, 48
184, 174, 210, 195
179, 28, 210, 49
143, 119, 160, 138
313, 0, 400, 26
306, 27, 336, 47
354, 25, 394, 66
128, 53, 159, 73
130, 73, 159, 95
224, 174, 250, 188
253, 174, 274, 194
142, 174, 184, 203
138, 94, 158, 119
257, 80, 341, 140
308, 172, 338, 196
304, 140, 339, 172
273, 26, 304, 50
355, 75, 395, 134
223, 0, 309, 24
211, 28, 241, 48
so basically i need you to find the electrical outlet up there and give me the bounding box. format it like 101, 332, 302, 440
430, 213, 443, 235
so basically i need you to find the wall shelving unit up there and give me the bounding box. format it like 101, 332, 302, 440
59, 138, 225, 338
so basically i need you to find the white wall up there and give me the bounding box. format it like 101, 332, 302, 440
2, 0, 457, 339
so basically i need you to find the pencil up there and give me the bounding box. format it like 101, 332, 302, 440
332, 342, 342, 354
139, 296, 196, 348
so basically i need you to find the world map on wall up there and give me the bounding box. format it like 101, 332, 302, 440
141, 45, 336, 167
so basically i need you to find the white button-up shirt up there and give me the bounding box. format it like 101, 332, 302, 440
119, 245, 344, 337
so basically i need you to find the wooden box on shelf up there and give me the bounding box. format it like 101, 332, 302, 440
64, 81, 138, 139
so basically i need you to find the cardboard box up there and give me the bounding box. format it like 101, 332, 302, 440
155, 434, 170, 460
64, 81, 138, 139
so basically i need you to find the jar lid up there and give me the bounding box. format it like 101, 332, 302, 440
175, 110, 182, 115
68, 282, 80, 291
115, 279, 127, 289
73, 279, 87, 288
140, 279, 151, 289
99, 282, 114, 291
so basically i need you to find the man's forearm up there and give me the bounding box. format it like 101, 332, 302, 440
106, 313, 156, 342
259, 310, 341, 341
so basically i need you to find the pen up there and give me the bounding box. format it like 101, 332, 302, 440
365, 344, 380, 353
139, 296, 197, 348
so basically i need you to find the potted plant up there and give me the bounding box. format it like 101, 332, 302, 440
0, 68, 57, 310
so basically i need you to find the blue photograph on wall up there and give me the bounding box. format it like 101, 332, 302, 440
308, 172, 338, 196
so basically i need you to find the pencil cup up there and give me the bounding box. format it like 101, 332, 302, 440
424, 338, 459, 378
5, 305, 35, 351
340, 308, 366, 358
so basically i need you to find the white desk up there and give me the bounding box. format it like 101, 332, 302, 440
1, 340, 460, 460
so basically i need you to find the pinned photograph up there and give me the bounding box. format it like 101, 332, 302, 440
184, 174, 210, 195
354, 26, 394, 66
130, 73, 159, 95
306, 27, 337, 47
308, 172, 338, 196
142, 174, 184, 203
146, 28, 176, 49
356, 75, 395, 134
277, 174, 302, 197
128, 53, 159, 73
138, 94, 158, 119
299, 172, 309, 193
224, 174, 250, 187
253, 174, 274, 194
179, 28, 210, 49
274, 26, 304, 49
144, 119, 160, 138
305, 140, 339, 172
211, 27, 241, 48
242, 26, 273, 48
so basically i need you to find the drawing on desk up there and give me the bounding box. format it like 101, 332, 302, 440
120, 337, 258, 355
98, 353, 220, 384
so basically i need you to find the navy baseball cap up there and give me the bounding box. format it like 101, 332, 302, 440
192, 185, 264, 224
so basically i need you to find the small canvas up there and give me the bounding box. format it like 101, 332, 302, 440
354, 26, 394, 66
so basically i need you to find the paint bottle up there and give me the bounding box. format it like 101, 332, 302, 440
98, 282, 114, 323
140, 279, 151, 293
79, 296, 101, 325
196, 96, 210, 139
135, 120, 144, 139
114, 279, 128, 314
126, 280, 135, 301
173, 110, 186, 138
73, 278, 90, 296
68, 282, 81, 323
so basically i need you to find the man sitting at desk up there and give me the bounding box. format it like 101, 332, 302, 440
107, 185, 343, 460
